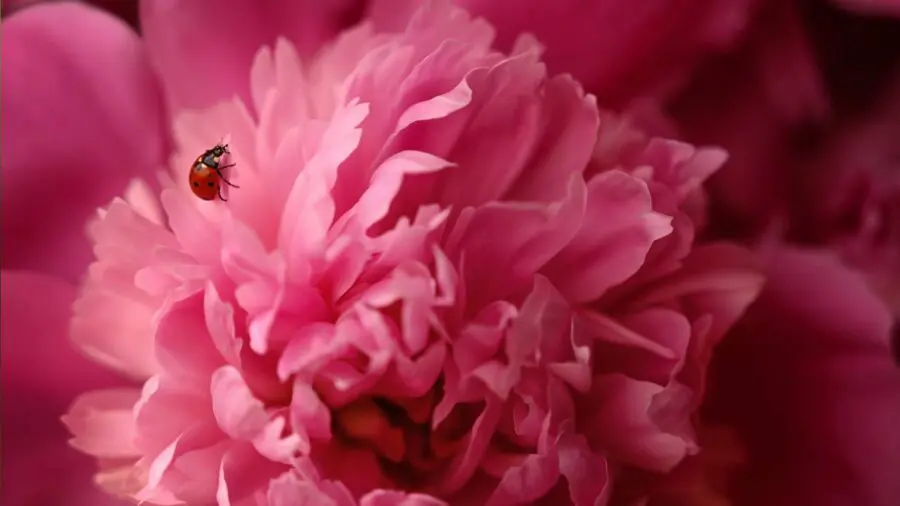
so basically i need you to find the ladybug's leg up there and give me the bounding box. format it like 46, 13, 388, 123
214, 167, 240, 188
217, 186, 229, 201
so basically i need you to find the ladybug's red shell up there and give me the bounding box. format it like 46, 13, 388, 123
188, 162, 221, 200
188, 144, 236, 201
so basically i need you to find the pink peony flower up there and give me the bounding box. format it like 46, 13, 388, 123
56, 1, 761, 504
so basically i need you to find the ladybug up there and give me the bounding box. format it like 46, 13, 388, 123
188, 143, 239, 201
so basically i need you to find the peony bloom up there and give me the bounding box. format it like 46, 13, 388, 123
57, 0, 761, 504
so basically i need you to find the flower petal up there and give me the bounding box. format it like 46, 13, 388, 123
0, 270, 132, 506
139, 0, 362, 111
1, 2, 168, 281
62, 388, 142, 458
581, 373, 697, 473
708, 248, 900, 506
546, 170, 673, 303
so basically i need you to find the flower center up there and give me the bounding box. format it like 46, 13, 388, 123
330, 383, 482, 490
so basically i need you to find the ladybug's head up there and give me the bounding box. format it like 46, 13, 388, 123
212, 144, 229, 156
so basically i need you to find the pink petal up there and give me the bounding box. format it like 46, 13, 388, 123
279, 101, 369, 271
345, 150, 453, 231
139, 0, 362, 111
216, 443, 287, 506
290, 381, 333, 443
210, 366, 270, 441
154, 291, 227, 383
556, 432, 611, 506
360, 490, 449, 506
133, 375, 216, 458
62, 388, 142, 458
581, 373, 696, 473
266, 470, 356, 506
545, 170, 673, 303
486, 451, 560, 505
449, 175, 587, 310
71, 280, 163, 382
1, 2, 168, 281
707, 248, 900, 506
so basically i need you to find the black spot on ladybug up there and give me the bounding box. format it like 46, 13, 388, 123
192, 182, 199, 187
207, 182, 215, 187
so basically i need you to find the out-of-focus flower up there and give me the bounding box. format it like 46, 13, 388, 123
55, 1, 761, 504
0, 1, 168, 281
670, 0, 900, 318
787, 72, 900, 318
0, 271, 132, 506
1, 0, 138, 26
832, 0, 900, 17
611, 249, 900, 506
701, 248, 900, 506
669, 0, 831, 238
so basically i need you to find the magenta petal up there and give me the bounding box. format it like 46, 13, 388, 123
546, 170, 672, 303
1, 2, 168, 281
581, 373, 696, 473
139, 0, 362, 111
360, 490, 449, 506
710, 248, 900, 506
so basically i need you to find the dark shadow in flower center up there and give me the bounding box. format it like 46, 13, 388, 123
330, 379, 485, 491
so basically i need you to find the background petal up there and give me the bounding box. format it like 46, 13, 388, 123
0, 2, 169, 282
832, 0, 900, 17
1, 0, 139, 27
139, 0, 364, 112
0, 270, 129, 505
706, 248, 900, 506
369, 0, 764, 106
